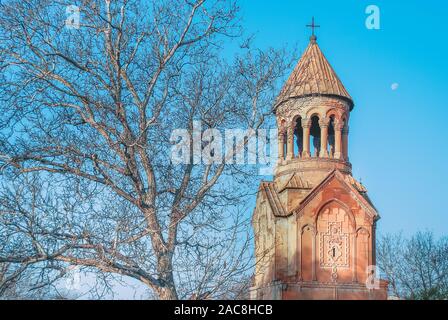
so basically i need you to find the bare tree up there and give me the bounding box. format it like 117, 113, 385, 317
0, 262, 71, 300
0, 0, 293, 299
377, 231, 448, 300
0, 173, 85, 299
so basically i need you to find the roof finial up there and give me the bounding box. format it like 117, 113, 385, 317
306, 17, 320, 42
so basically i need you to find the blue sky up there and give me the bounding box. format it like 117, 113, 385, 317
239, 0, 448, 237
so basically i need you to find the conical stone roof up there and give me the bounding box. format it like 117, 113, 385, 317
275, 36, 354, 110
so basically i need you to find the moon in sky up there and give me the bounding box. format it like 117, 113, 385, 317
391, 83, 399, 91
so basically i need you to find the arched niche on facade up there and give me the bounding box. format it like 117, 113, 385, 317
314, 199, 356, 283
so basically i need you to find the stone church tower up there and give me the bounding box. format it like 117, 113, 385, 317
250, 34, 388, 300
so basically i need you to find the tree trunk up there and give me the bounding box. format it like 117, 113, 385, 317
156, 285, 178, 300
155, 252, 178, 300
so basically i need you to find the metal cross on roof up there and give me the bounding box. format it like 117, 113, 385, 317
306, 17, 320, 37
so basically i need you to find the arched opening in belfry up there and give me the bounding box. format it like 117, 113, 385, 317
310, 115, 321, 157
328, 116, 336, 158
341, 118, 347, 160
294, 117, 303, 158
280, 119, 287, 160
282, 131, 287, 160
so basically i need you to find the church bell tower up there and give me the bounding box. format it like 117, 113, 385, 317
250, 27, 388, 300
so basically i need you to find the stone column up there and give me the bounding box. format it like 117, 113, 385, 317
334, 122, 343, 160
319, 119, 329, 158
286, 126, 294, 160
278, 130, 285, 160
342, 126, 349, 161
301, 118, 311, 158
